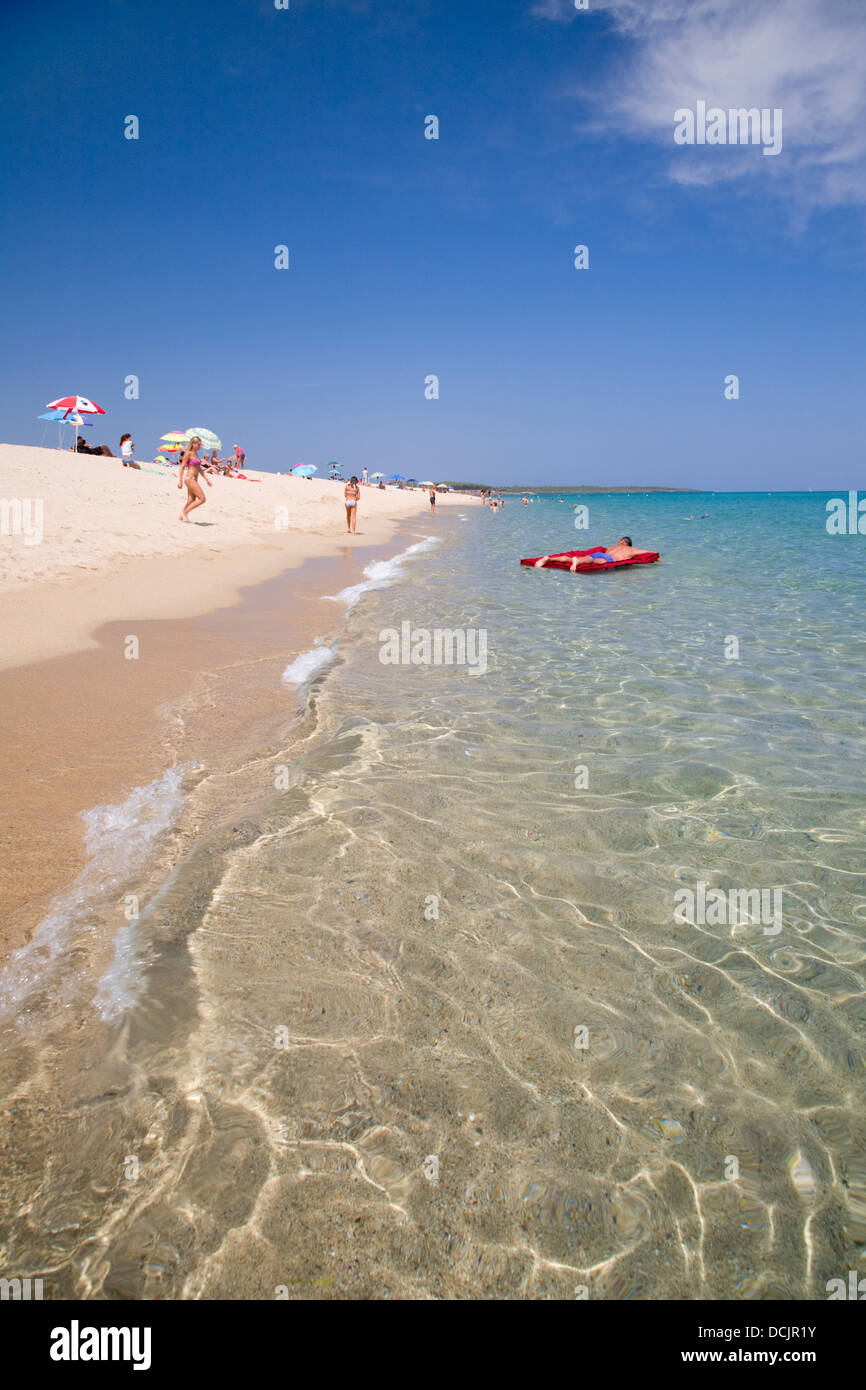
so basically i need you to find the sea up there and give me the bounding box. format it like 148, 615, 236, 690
1, 490, 865, 1300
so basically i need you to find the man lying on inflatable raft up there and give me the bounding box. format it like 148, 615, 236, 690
520, 537, 660, 573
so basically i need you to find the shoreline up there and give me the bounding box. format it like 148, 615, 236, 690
0, 512, 458, 963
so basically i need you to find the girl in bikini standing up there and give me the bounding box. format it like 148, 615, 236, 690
178, 435, 213, 521
344, 475, 360, 533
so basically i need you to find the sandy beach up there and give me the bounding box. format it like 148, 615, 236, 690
0, 444, 474, 670
0, 442, 476, 960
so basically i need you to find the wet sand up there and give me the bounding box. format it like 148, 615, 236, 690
0, 528, 432, 961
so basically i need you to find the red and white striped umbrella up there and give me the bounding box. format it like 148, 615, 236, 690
46, 394, 105, 419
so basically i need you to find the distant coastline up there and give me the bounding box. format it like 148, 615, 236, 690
443, 483, 700, 494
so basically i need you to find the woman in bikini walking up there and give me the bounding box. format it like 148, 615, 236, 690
344, 475, 360, 533
178, 435, 213, 521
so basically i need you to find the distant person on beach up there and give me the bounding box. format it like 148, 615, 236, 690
429, 486, 436, 511
231, 445, 245, 471
344, 475, 360, 533
72, 436, 113, 456
585, 536, 653, 564
178, 435, 212, 521
120, 434, 137, 467
362, 466, 369, 485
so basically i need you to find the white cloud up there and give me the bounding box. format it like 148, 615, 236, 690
532, 0, 866, 213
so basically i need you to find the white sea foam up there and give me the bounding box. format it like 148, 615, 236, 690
325, 536, 441, 611
281, 641, 335, 687
0, 765, 191, 1020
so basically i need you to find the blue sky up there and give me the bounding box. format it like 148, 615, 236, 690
1, 0, 863, 487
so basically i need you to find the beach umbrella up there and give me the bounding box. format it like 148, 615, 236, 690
160, 431, 188, 443
185, 427, 221, 450
371, 471, 385, 479
39, 409, 92, 448
420, 480, 434, 486
46, 394, 105, 419
327, 461, 341, 471
389, 474, 405, 481
291, 464, 317, 477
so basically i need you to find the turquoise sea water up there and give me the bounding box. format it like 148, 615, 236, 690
1, 490, 865, 1299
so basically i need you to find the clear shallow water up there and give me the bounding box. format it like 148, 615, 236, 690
1, 493, 865, 1299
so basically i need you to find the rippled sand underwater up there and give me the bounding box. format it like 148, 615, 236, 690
1, 494, 865, 1299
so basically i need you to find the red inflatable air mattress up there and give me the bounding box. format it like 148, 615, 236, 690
520, 547, 660, 573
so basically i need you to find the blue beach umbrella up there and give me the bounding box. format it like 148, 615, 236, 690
39, 409, 91, 448
292, 464, 317, 477
389, 473, 405, 482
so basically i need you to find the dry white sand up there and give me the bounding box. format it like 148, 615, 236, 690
0, 444, 475, 669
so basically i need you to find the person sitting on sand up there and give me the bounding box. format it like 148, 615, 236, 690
585, 536, 653, 564
178, 435, 212, 521
344, 475, 360, 533
72, 436, 114, 456
120, 434, 138, 468
72, 435, 97, 454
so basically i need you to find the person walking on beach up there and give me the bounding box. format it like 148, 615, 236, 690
178, 435, 212, 521
120, 434, 136, 467
429, 485, 436, 512
362, 466, 369, 485
344, 475, 360, 533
